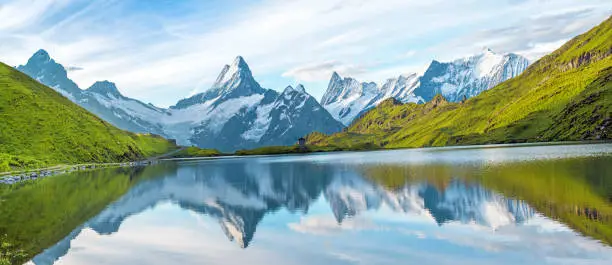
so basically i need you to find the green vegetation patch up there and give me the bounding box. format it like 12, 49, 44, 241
168, 147, 222, 158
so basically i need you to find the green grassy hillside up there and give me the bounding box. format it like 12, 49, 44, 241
0, 63, 177, 171
309, 17, 611, 149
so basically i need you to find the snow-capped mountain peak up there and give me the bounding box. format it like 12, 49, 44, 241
472, 48, 505, 78
378, 73, 420, 100
330, 71, 342, 84
321, 72, 368, 105
212, 56, 252, 89
172, 56, 266, 110
295, 84, 306, 93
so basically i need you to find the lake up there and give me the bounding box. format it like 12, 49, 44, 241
2, 143, 612, 264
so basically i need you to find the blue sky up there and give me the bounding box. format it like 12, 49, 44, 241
0, 0, 611, 107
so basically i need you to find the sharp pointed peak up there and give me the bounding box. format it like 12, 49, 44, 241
205, 55, 264, 100
26, 49, 53, 64
283, 85, 294, 93
227, 55, 251, 73
234, 55, 246, 62
295, 84, 306, 93
231, 56, 249, 69
331, 71, 341, 79
33, 49, 50, 58
212, 56, 255, 88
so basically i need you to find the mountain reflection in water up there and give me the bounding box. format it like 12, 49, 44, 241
23, 144, 612, 265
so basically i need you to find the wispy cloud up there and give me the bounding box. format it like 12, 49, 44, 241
0, 0, 610, 106
64, 66, 84, 72
288, 215, 379, 235
282, 61, 366, 82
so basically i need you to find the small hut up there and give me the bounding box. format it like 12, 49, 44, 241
297, 137, 307, 152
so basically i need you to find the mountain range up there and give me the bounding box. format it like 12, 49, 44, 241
321, 49, 529, 125
16, 46, 533, 151
17, 53, 344, 152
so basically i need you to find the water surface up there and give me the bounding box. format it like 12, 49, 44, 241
3, 143, 612, 265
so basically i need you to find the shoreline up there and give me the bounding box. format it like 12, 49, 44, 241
0, 160, 158, 185
3, 140, 611, 181
0, 147, 188, 184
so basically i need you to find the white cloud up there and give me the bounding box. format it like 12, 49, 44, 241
1, 0, 610, 106
282, 61, 366, 82
0, 0, 69, 31
288, 215, 378, 235
515, 39, 569, 61
64, 66, 84, 72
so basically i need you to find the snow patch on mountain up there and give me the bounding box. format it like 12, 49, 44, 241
168, 94, 263, 129
241, 101, 275, 142
475, 48, 504, 78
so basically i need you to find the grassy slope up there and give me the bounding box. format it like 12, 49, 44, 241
310, 17, 612, 148
0, 62, 177, 171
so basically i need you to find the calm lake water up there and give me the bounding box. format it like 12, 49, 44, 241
4, 143, 612, 265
